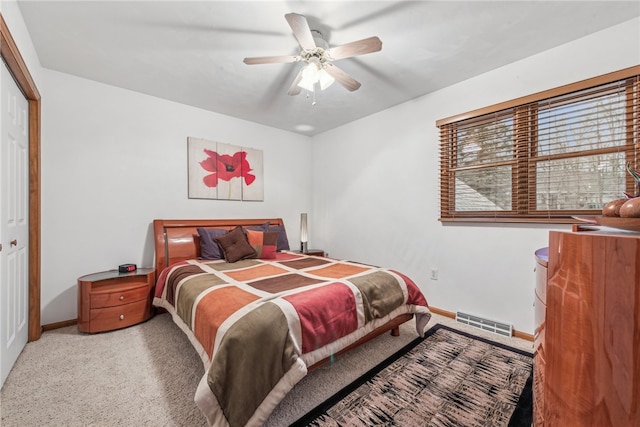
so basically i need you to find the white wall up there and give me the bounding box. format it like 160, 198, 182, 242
311, 17, 640, 334
39, 71, 311, 324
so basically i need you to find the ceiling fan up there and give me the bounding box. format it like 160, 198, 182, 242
243, 13, 382, 96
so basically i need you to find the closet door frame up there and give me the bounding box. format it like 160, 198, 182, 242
1, 13, 41, 341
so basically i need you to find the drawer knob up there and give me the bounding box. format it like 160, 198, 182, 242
119, 314, 125, 320
119, 295, 125, 301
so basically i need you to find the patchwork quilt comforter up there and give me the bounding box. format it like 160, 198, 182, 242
153, 251, 431, 427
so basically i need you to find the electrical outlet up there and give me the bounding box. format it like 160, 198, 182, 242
430, 268, 438, 280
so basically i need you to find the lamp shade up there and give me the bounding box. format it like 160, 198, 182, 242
300, 213, 308, 253
318, 69, 335, 90
298, 63, 319, 92
300, 213, 308, 242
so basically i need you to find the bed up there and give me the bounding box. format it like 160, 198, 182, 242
152, 218, 431, 427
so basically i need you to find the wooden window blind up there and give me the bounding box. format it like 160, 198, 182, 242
437, 66, 640, 223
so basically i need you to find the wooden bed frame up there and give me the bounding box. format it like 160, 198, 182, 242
153, 218, 286, 274
152, 218, 413, 369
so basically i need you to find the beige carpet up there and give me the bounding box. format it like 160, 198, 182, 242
0, 312, 532, 426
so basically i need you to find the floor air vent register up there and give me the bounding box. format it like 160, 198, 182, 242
455, 311, 513, 337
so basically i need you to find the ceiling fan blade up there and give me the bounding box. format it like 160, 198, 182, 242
323, 63, 361, 92
325, 37, 382, 61
287, 69, 303, 96
285, 13, 316, 50
243, 55, 300, 65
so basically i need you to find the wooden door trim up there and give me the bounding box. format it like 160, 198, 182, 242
0, 13, 42, 341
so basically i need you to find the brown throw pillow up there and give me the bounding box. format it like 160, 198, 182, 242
214, 226, 257, 263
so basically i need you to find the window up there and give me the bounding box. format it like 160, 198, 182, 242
437, 66, 640, 223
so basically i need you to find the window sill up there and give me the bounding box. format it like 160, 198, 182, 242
439, 217, 584, 225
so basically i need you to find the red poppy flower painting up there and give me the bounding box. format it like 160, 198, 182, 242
199, 149, 256, 188
187, 138, 264, 201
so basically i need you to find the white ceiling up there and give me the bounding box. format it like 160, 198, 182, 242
17, 1, 640, 135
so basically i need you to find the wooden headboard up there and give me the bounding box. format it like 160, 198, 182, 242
153, 218, 286, 274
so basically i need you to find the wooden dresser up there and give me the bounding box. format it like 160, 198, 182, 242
534, 230, 640, 426
78, 268, 155, 333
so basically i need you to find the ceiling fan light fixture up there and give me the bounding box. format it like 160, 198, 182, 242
302, 62, 319, 80
298, 61, 334, 92
318, 68, 335, 90
298, 62, 319, 91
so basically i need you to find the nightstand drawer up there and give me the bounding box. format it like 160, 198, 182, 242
90, 285, 148, 308
89, 300, 149, 332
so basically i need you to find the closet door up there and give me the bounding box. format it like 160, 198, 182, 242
0, 59, 30, 388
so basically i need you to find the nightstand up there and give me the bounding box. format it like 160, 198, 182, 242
293, 249, 325, 257
78, 268, 155, 333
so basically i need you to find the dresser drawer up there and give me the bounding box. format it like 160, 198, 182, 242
90, 284, 148, 308
535, 261, 547, 304
89, 299, 149, 332
534, 294, 546, 353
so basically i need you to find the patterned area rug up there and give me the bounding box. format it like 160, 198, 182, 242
292, 324, 533, 427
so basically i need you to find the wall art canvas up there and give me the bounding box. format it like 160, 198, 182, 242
187, 137, 264, 201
